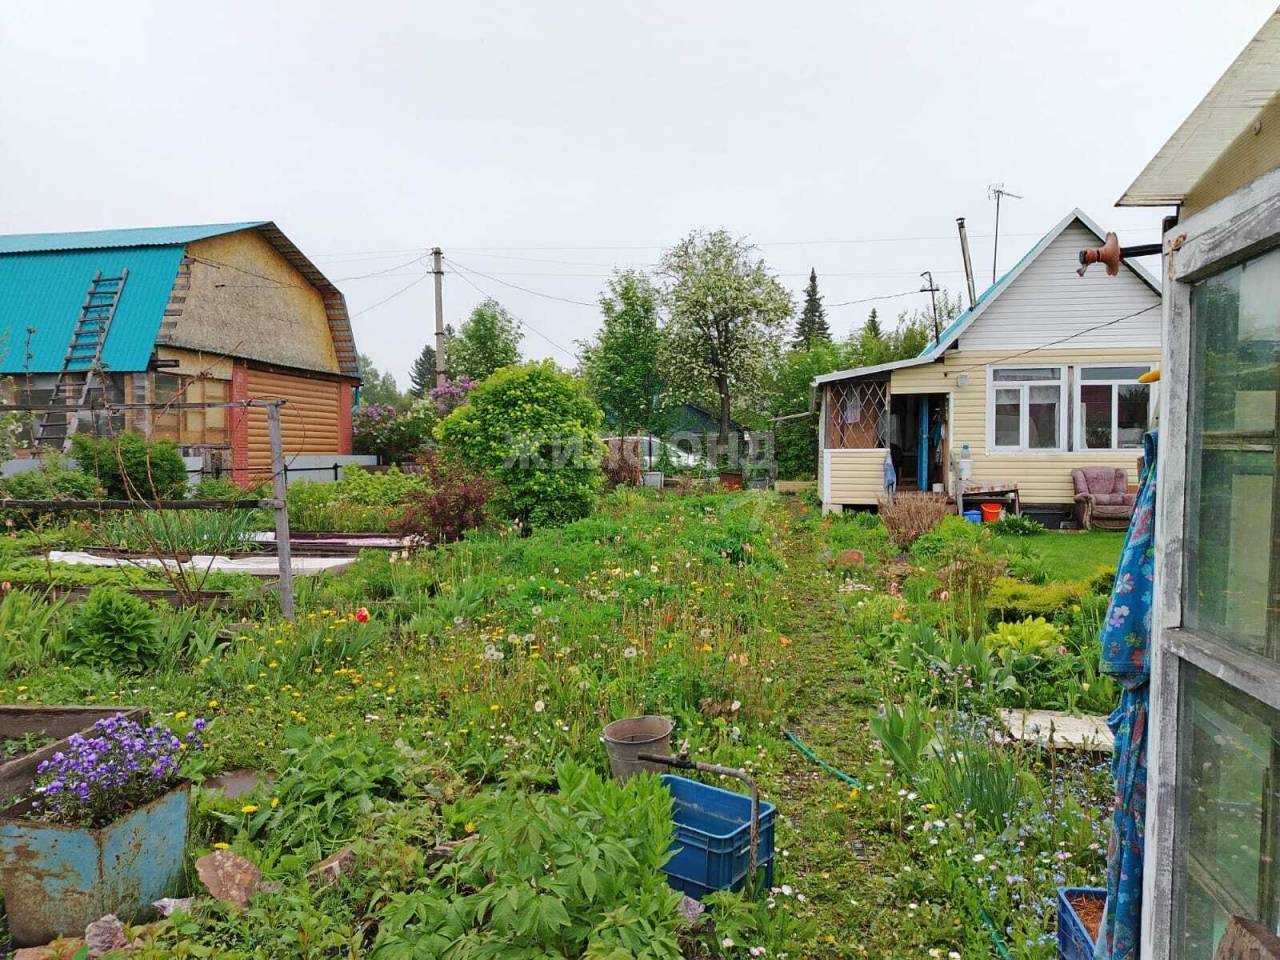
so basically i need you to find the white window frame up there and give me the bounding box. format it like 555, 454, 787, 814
985, 364, 1068, 453
1073, 363, 1155, 452
1144, 166, 1280, 957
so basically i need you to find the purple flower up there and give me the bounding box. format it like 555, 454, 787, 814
31, 714, 207, 828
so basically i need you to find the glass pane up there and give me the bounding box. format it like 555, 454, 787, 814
1186, 247, 1280, 661
1081, 383, 1114, 449
1027, 385, 1059, 449
1173, 665, 1280, 959
993, 367, 1060, 382
1081, 365, 1151, 381
1116, 383, 1149, 449
994, 388, 1020, 446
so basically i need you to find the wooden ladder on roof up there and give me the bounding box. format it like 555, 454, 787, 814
34, 269, 128, 451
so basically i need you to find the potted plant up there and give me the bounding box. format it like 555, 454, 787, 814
0, 712, 205, 946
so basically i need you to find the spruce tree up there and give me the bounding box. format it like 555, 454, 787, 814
864, 307, 883, 340
409, 343, 437, 397
793, 268, 831, 347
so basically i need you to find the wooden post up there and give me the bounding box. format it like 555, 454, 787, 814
265, 401, 294, 620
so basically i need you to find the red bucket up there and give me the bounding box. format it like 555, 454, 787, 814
980, 502, 1003, 523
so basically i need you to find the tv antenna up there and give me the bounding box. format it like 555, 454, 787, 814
988, 183, 1023, 284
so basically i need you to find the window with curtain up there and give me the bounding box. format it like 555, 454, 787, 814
988, 366, 1065, 451
1077, 365, 1152, 450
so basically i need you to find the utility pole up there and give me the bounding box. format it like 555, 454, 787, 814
920, 270, 940, 343
432, 247, 447, 381
988, 184, 1023, 284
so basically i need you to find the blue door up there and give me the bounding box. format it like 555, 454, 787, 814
917, 397, 930, 491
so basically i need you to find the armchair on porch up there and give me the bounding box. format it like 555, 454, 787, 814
1071, 467, 1135, 531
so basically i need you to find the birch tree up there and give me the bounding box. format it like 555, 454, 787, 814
658, 230, 792, 451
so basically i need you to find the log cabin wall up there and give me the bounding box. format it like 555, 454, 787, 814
238, 364, 350, 480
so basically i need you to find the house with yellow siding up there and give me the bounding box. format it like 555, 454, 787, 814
0, 222, 360, 483
813, 209, 1161, 520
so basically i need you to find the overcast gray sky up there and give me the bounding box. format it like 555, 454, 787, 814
2, 1, 1274, 386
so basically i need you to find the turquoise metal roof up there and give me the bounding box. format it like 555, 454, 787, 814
0, 222, 266, 255
0, 246, 187, 373
0, 222, 267, 374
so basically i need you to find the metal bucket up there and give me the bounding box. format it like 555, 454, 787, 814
602, 715, 674, 781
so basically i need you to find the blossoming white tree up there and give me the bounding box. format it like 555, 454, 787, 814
657, 230, 792, 455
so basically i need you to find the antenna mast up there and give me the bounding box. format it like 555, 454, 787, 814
988, 184, 1023, 284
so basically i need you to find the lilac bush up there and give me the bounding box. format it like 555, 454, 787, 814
429, 375, 476, 417
32, 713, 205, 827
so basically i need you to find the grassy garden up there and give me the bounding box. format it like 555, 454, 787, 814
0, 485, 1124, 959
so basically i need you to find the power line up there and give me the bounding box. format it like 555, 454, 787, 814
444, 257, 598, 307
827, 290, 925, 308
348, 268, 432, 319
944, 303, 1162, 377
335, 253, 427, 281
443, 264, 580, 363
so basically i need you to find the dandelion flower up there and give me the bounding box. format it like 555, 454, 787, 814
464, 821, 476, 834
241, 804, 259, 814
623, 646, 638, 659
270, 797, 280, 808
534, 700, 545, 713
213, 842, 230, 850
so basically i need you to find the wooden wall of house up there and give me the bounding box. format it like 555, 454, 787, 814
169, 231, 341, 376
1183, 94, 1280, 216
822, 346, 1160, 508
239, 366, 350, 475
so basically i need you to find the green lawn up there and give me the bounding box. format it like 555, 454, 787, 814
994, 529, 1126, 582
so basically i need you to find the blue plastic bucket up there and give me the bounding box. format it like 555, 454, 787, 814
660, 774, 776, 899
963, 509, 982, 524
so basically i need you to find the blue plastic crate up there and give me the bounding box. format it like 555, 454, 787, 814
1057, 887, 1105, 960
660, 774, 776, 900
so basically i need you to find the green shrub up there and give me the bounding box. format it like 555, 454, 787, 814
1, 463, 101, 501
987, 577, 1083, 621
910, 514, 989, 563
988, 513, 1045, 536
983, 616, 1064, 657
63, 587, 160, 673
1088, 566, 1118, 595
71, 433, 188, 500
192, 477, 265, 500
437, 361, 604, 529
332, 465, 427, 505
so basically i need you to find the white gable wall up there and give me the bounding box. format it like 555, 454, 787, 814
957, 221, 1161, 352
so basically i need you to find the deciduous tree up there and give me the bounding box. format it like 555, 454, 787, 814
578, 271, 663, 434
657, 230, 792, 450
447, 300, 522, 382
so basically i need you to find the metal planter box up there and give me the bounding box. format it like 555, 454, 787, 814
0, 780, 189, 947
0, 706, 148, 808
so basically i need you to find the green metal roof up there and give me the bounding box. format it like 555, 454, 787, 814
0, 222, 266, 374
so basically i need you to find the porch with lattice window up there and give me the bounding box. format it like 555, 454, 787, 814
823, 377, 888, 449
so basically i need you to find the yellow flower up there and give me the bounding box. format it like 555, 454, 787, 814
241, 804, 259, 814
174, 711, 188, 720
213, 842, 230, 850
207, 699, 219, 708
490, 704, 500, 712
464, 821, 477, 834
270, 797, 280, 808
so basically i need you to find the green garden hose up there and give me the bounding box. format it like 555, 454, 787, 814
782, 729, 1014, 960
782, 729, 865, 788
